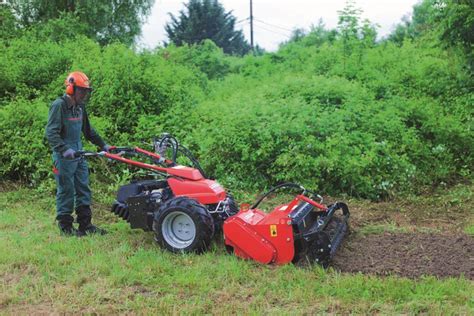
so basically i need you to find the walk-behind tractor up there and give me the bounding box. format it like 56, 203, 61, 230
77, 134, 239, 253
78, 134, 350, 267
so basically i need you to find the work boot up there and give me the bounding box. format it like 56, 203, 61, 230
76, 205, 107, 236
56, 214, 78, 236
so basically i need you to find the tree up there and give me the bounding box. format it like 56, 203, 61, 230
438, 0, 474, 71
361, 19, 378, 48
337, 1, 362, 38
289, 28, 307, 43
6, 0, 154, 46
387, 0, 473, 70
387, 15, 412, 45
337, 0, 363, 72
165, 0, 250, 56
387, 0, 445, 44
308, 19, 338, 46
337, 0, 362, 54
0, 5, 21, 41
285, 20, 337, 47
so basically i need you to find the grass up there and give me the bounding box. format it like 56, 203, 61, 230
0, 187, 473, 314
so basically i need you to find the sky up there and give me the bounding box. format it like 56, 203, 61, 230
138, 0, 420, 51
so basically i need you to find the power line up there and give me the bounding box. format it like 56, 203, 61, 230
254, 18, 294, 33
236, 20, 250, 27
235, 17, 250, 25
253, 24, 292, 38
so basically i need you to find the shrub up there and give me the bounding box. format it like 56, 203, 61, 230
0, 98, 50, 185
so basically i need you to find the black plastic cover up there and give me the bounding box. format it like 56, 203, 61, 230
116, 180, 167, 203
126, 195, 154, 231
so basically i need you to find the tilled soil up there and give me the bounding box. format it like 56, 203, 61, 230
332, 232, 474, 279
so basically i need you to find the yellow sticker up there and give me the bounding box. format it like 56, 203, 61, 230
270, 225, 277, 237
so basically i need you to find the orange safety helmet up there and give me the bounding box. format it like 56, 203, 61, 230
65, 71, 92, 95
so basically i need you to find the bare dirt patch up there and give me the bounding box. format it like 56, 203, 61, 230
333, 232, 474, 279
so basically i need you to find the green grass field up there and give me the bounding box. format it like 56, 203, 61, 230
1, 186, 473, 314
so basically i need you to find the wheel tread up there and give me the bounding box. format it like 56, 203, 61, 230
153, 196, 214, 253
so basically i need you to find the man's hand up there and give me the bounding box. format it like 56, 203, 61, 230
62, 148, 76, 159
102, 144, 112, 152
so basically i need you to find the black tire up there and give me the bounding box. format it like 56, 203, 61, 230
153, 196, 215, 253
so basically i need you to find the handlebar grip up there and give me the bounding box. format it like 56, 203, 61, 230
73, 150, 101, 158
74, 151, 85, 158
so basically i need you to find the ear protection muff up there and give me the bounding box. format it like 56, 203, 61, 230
65, 77, 75, 95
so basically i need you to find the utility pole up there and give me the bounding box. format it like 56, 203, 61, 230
250, 0, 254, 52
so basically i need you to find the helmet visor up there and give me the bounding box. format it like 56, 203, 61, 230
75, 86, 92, 102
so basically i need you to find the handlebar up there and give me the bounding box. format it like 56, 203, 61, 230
74, 147, 137, 158
108, 146, 135, 154
72, 147, 169, 166
72, 148, 172, 177
73, 150, 107, 158
70, 134, 207, 177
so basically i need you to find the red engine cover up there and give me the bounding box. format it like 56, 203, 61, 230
223, 205, 296, 264
166, 166, 204, 180
168, 177, 227, 205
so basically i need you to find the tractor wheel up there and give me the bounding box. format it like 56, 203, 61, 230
153, 197, 215, 253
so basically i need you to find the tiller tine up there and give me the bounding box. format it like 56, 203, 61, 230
111, 202, 130, 222
326, 203, 349, 258
295, 202, 349, 266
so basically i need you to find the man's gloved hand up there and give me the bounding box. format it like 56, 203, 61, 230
102, 144, 112, 152
62, 148, 76, 159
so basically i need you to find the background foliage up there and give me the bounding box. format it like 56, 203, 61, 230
6, 0, 155, 46
0, 0, 472, 200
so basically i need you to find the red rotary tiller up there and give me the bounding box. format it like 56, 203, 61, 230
223, 183, 350, 267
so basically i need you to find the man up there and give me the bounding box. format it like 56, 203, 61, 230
46, 71, 109, 236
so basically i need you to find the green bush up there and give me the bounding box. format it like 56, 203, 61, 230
0, 99, 50, 185
190, 75, 419, 199
73, 43, 206, 138
162, 40, 231, 80
0, 36, 73, 101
